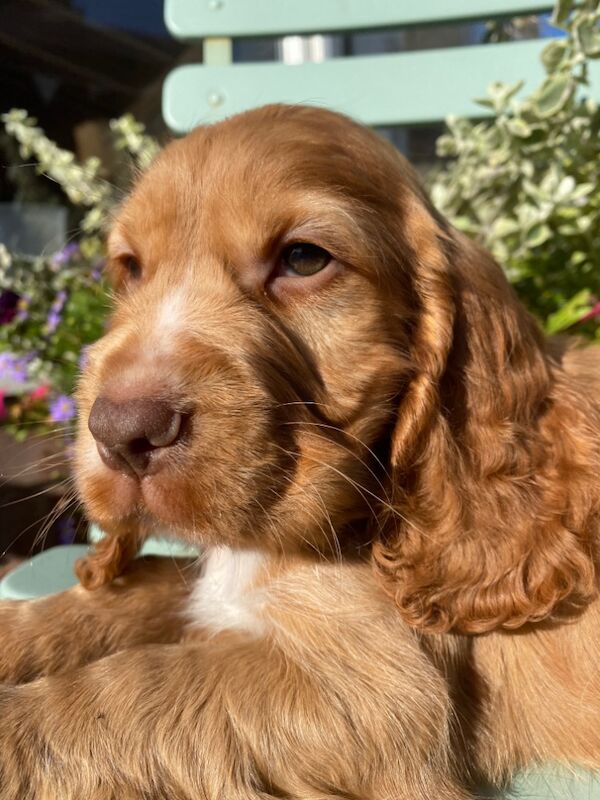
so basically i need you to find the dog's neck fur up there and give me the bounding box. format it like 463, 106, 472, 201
188, 546, 269, 636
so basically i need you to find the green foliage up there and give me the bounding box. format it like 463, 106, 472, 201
0, 113, 159, 438
430, 0, 600, 338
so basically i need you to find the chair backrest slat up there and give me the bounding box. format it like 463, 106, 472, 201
165, 0, 553, 39
163, 1, 598, 134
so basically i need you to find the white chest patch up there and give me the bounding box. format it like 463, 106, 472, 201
188, 546, 268, 636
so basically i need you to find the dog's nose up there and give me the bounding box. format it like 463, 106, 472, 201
88, 396, 183, 477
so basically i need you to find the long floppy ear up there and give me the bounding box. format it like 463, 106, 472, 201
75, 522, 146, 590
372, 199, 598, 633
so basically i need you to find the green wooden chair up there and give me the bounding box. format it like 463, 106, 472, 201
2, 2, 599, 796
161, 0, 600, 132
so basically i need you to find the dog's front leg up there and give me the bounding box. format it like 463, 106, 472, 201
0, 634, 472, 800
0, 644, 199, 800
0, 556, 197, 684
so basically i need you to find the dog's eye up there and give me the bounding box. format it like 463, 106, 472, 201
280, 243, 331, 277
123, 256, 142, 280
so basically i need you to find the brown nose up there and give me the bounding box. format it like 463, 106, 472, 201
88, 396, 183, 477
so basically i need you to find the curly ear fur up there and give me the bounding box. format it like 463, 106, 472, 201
389, 199, 456, 468
373, 200, 599, 633
75, 523, 146, 590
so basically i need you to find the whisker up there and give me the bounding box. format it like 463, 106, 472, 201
265, 482, 330, 561
0, 487, 78, 559
273, 443, 411, 529
251, 492, 288, 560
0, 456, 70, 488
0, 477, 72, 509
274, 443, 377, 514
31, 491, 79, 554
283, 421, 392, 500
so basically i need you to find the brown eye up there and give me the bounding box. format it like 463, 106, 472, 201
124, 256, 142, 280
281, 243, 331, 277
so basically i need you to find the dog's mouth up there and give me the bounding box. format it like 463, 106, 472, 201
78, 453, 216, 536
76, 387, 302, 545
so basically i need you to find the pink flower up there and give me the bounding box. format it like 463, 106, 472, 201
30, 385, 50, 401
579, 301, 600, 324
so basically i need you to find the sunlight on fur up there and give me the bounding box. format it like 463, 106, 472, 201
0, 104, 598, 800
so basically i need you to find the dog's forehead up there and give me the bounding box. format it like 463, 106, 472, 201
124, 107, 400, 216
112, 106, 417, 272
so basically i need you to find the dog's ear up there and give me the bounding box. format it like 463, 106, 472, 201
75, 523, 145, 590
372, 200, 597, 633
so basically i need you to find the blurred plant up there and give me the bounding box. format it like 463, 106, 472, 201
484, 14, 540, 44
0, 113, 160, 440
430, 0, 600, 338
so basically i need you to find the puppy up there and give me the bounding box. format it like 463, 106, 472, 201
0, 104, 599, 800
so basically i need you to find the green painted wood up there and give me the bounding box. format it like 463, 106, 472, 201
88, 523, 198, 559
508, 766, 600, 799
0, 532, 198, 600
163, 38, 568, 132
0, 545, 89, 599
165, 0, 553, 39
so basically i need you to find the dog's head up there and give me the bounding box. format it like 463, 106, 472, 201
76, 105, 598, 632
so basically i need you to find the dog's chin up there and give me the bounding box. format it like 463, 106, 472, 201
137, 474, 198, 528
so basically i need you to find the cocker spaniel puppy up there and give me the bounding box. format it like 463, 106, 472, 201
0, 105, 599, 800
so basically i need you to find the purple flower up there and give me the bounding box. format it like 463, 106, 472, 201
46, 310, 61, 333
48, 394, 76, 422
45, 290, 68, 333
51, 242, 80, 268
0, 352, 30, 383
90, 259, 105, 282
0, 290, 20, 325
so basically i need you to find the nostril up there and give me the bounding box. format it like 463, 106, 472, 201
146, 412, 182, 448
88, 396, 185, 477
129, 436, 158, 454
95, 441, 144, 478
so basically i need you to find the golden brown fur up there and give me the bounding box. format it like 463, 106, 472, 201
0, 104, 598, 799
